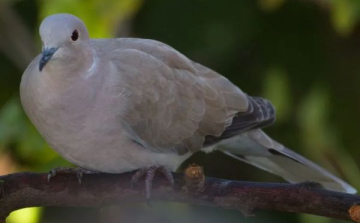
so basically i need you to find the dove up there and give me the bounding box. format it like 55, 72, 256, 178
20, 13, 356, 197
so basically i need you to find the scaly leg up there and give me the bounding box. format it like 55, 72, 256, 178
131, 166, 175, 199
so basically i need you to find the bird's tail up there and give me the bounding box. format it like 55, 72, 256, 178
214, 129, 356, 194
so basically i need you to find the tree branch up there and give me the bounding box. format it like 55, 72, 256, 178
0, 171, 359, 222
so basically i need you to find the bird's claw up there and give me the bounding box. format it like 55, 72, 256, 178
47, 167, 98, 184
47, 169, 57, 182
131, 166, 175, 199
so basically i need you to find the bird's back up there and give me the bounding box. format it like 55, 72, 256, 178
89, 38, 275, 154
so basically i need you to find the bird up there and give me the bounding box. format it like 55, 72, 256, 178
20, 13, 356, 198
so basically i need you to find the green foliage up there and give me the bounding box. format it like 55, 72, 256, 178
258, 0, 286, 12
298, 86, 360, 189
262, 67, 291, 123
329, 0, 360, 36
39, 0, 143, 37
7, 208, 42, 223
0, 98, 24, 149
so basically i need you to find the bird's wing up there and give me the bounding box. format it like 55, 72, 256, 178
98, 38, 275, 154
220, 129, 357, 194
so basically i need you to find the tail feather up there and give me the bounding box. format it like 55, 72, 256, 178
215, 129, 356, 194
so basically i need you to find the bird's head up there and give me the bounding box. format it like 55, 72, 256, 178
39, 14, 91, 71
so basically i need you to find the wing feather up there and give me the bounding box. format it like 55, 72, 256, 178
99, 38, 274, 154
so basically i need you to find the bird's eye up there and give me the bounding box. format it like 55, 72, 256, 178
71, 30, 79, 41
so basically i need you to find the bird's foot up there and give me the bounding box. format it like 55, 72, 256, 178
131, 166, 175, 199
47, 167, 99, 184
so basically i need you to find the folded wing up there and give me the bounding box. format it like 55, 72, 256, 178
101, 39, 275, 154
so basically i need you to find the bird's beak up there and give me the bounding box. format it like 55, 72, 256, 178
39, 47, 58, 71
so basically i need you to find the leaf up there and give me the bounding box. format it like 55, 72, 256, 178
329, 0, 360, 36
7, 208, 42, 223
262, 66, 291, 123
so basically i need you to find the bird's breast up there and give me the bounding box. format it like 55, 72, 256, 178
20, 60, 189, 173
21, 69, 126, 156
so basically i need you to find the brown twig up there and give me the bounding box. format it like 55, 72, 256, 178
0, 171, 359, 222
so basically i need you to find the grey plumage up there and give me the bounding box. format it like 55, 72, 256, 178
20, 13, 356, 194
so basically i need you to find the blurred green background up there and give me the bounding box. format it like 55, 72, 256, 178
1, 0, 360, 222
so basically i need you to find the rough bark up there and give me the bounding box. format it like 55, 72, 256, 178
0, 171, 359, 222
